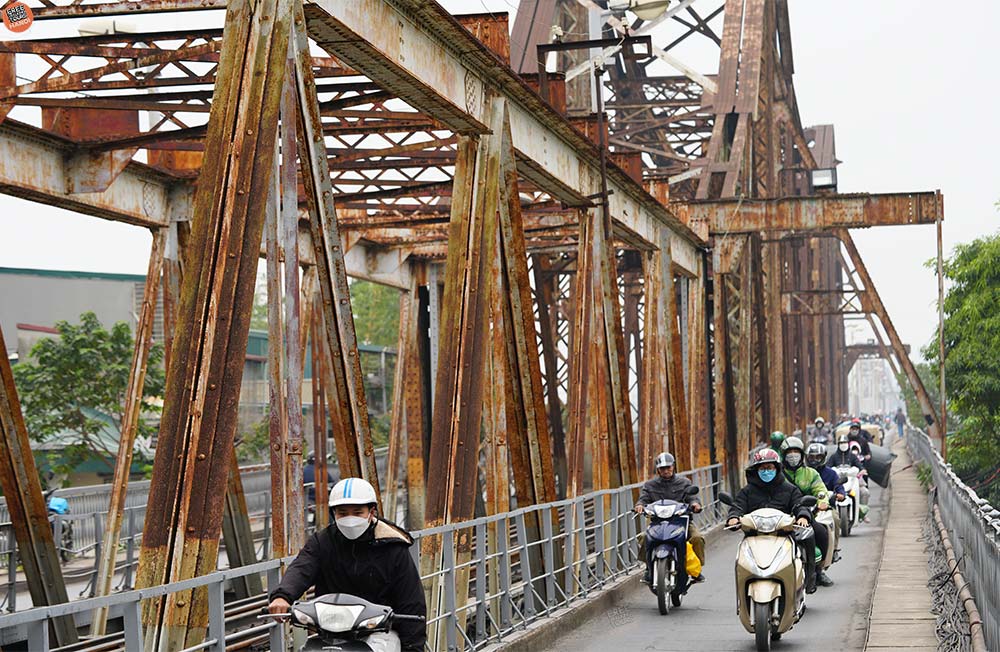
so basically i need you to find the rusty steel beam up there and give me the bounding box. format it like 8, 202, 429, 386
291, 4, 379, 493
91, 229, 166, 636
135, 1, 291, 648
403, 266, 430, 530
837, 229, 942, 440
220, 453, 263, 599
0, 330, 78, 646
532, 255, 568, 498
691, 191, 944, 233
383, 287, 409, 522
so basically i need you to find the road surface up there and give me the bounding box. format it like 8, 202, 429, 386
549, 483, 887, 652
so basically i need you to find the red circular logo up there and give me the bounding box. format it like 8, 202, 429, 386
2, 2, 34, 33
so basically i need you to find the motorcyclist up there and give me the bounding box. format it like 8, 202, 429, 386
634, 452, 706, 583
848, 419, 873, 461
267, 477, 426, 651
808, 416, 831, 444
769, 430, 786, 453
807, 443, 845, 501
725, 448, 818, 593
829, 434, 871, 521
780, 436, 833, 587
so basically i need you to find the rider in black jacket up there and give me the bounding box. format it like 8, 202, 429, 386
726, 448, 818, 592
268, 477, 426, 651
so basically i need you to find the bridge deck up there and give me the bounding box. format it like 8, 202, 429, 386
541, 486, 887, 651
538, 434, 942, 652
864, 435, 938, 651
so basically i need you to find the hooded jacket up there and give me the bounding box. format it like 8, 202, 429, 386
828, 448, 865, 470
270, 518, 426, 651
636, 473, 698, 507
782, 463, 830, 508
727, 468, 811, 521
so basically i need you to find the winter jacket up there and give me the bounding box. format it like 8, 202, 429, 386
270, 519, 426, 651
827, 449, 865, 470
636, 474, 699, 508
783, 464, 830, 508
727, 470, 811, 521
815, 465, 846, 496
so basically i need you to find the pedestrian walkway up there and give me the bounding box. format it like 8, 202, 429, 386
864, 432, 938, 651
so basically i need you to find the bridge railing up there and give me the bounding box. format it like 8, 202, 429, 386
0, 463, 723, 651
906, 427, 999, 649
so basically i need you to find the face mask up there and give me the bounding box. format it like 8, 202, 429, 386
757, 468, 778, 483
838, 443, 849, 452
336, 515, 371, 540
785, 453, 802, 467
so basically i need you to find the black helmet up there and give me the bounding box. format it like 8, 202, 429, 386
806, 443, 827, 469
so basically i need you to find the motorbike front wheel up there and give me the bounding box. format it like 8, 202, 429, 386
839, 506, 851, 537
754, 601, 772, 651
656, 558, 670, 615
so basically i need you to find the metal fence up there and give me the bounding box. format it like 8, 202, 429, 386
907, 427, 1000, 649
0, 463, 723, 651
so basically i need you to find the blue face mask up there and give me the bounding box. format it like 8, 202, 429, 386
758, 468, 778, 483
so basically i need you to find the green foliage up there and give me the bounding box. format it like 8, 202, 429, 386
923, 225, 1000, 506
236, 413, 272, 464
350, 280, 400, 347
12, 312, 165, 481
914, 462, 933, 492
895, 363, 941, 429
250, 272, 268, 332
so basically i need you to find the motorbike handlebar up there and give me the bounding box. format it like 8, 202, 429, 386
394, 614, 427, 623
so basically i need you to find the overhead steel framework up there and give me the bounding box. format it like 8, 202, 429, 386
0, 0, 942, 648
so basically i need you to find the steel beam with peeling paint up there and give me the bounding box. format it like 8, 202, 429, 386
688, 191, 944, 233
302, 0, 703, 265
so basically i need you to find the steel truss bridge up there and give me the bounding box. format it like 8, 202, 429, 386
0, 0, 989, 651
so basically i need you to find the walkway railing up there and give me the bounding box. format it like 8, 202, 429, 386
0, 463, 723, 651
907, 427, 999, 649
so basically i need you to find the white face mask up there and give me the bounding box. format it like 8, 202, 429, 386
785, 452, 802, 467
838, 443, 849, 452
336, 515, 372, 540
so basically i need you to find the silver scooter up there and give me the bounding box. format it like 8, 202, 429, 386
267, 593, 425, 651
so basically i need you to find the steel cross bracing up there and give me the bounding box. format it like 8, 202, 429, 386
0, 0, 944, 648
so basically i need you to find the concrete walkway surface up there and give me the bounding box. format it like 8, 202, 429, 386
864, 432, 938, 651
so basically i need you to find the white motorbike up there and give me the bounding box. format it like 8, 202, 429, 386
267, 593, 425, 651
833, 465, 861, 537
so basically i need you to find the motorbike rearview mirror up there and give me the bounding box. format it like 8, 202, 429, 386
799, 495, 818, 508
685, 485, 700, 496
718, 492, 735, 507
837, 472, 848, 484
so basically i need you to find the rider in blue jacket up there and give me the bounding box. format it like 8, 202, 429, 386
807, 443, 845, 501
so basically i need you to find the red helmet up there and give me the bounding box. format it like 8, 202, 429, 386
749, 448, 781, 469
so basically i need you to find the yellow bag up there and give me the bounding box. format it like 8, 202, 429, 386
685, 541, 702, 577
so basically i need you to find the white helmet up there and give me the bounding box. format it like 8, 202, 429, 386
654, 452, 675, 469
329, 477, 377, 508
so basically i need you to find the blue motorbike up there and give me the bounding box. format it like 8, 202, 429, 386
641, 486, 698, 615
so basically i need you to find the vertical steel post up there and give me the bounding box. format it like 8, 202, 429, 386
92, 229, 166, 635
936, 216, 947, 460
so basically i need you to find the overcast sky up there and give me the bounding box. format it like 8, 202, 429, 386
1, 0, 997, 361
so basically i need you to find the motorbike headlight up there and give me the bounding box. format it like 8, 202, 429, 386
314, 604, 364, 633
652, 504, 677, 519
751, 514, 781, 534
358, 614, 388, 630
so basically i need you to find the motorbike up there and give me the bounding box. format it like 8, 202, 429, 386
43, 488, 73, 563
640, 484, 699, 615
267, 593, 425, 651
833, 465, 862, 537
720, 493, 817, 652
812, 496, 839, 571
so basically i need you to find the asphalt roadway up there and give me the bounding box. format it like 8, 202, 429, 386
548, 483, 887, 652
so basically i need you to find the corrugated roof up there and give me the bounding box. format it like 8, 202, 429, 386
0, 266, 147, 283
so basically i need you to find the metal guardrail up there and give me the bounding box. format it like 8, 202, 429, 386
0, 463, 723, 651
906, 427, 999, 649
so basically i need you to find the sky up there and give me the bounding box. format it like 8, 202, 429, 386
1, 0, 997, 361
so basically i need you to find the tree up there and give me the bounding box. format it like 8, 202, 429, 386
895, 363, 941, 430
12, 312, 166, 481
349, 280, 400, 347
924, 226, 1000, 505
